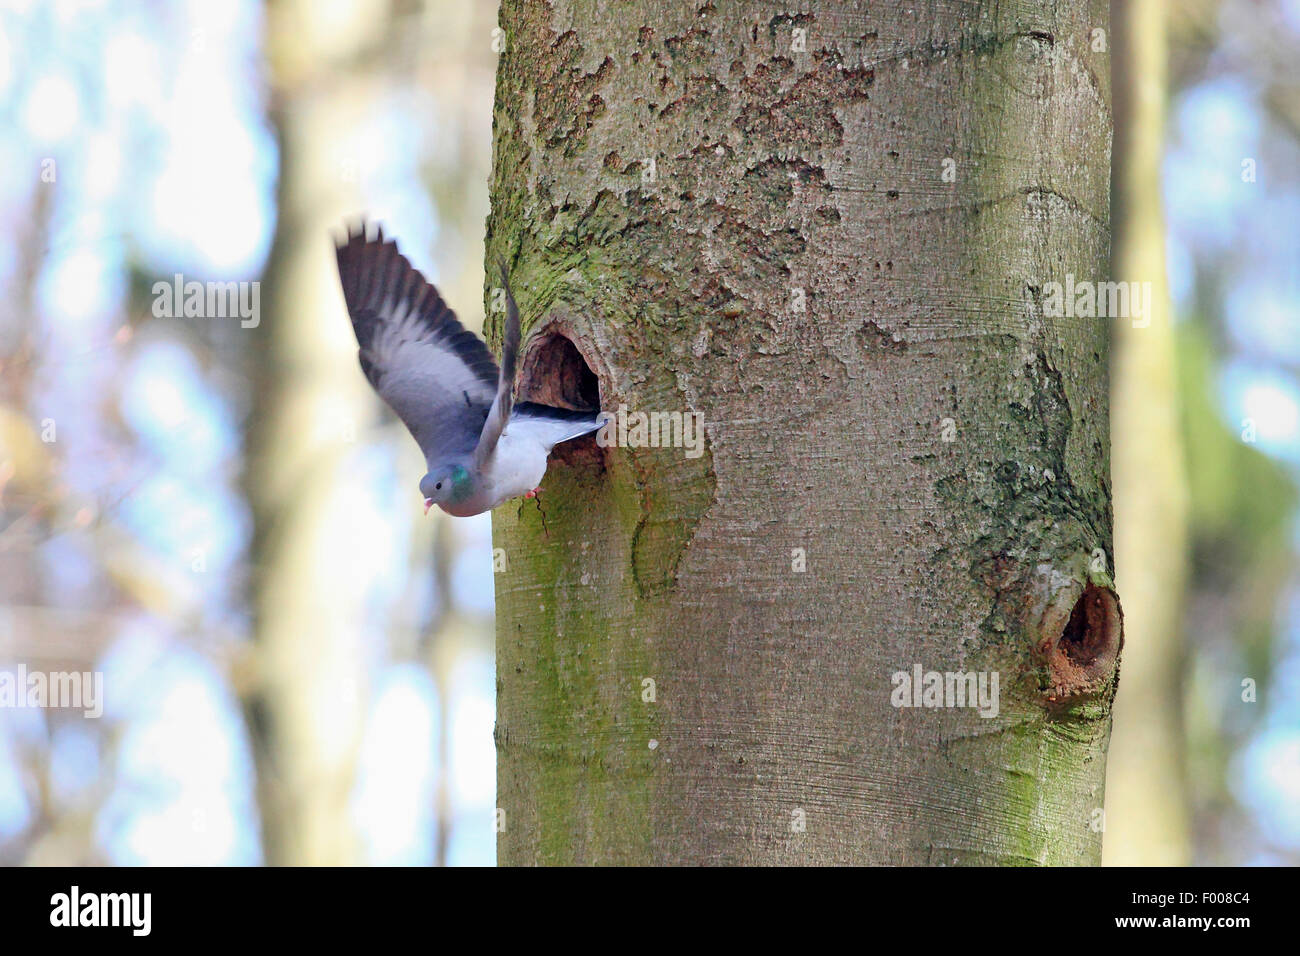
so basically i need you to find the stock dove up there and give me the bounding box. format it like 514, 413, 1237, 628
335, 222, 601, 517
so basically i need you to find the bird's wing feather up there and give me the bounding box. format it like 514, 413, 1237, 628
473, 262, 521, 470
509, 402, 602, 450
335, 222, 498, 463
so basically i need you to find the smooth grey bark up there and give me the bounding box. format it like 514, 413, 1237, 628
491, 0, 1118, 865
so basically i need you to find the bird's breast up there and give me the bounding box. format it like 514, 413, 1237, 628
438, 498, 491, 518
485, 433, 550, 505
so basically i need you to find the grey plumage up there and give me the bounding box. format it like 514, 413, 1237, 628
334, 221, 602, 516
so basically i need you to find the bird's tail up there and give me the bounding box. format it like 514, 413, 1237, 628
511, 402, 603, 449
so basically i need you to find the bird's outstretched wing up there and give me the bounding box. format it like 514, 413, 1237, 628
473, 262, 521, 470
335, 222, 499, 463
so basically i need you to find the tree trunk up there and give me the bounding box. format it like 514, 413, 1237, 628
491, 0, 1119, 865
1102, 0, 1190, 866
241, 0, 391, 865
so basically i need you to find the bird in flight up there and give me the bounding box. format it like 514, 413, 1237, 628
335, 222, 601, 517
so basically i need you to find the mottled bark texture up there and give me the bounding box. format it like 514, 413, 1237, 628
491, 0, 1117, 865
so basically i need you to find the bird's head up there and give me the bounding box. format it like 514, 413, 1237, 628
420, 465, 469, 514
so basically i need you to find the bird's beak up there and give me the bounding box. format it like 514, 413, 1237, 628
423, 498, 434, 515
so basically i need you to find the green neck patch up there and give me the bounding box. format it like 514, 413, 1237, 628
449, 465, 473, 502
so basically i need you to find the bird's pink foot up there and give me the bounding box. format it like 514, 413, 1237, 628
524, 487, 541, 499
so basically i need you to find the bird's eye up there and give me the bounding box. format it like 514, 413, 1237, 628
435, 482, 442, 490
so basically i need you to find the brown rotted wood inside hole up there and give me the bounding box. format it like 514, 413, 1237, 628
1059, 584, 1116, 667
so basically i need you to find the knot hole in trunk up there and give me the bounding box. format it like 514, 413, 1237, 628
1036, 583, 1123, 703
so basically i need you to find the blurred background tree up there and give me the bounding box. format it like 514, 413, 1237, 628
0, 0, 1296, 865
1107, 0, 1193, 866
1107, 0, 1300, 865
0, 0, 499, 865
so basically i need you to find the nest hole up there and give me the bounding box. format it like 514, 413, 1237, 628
517, 332, 604, 470
1059, 584, 1118, 667
519, 333, 600, 411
